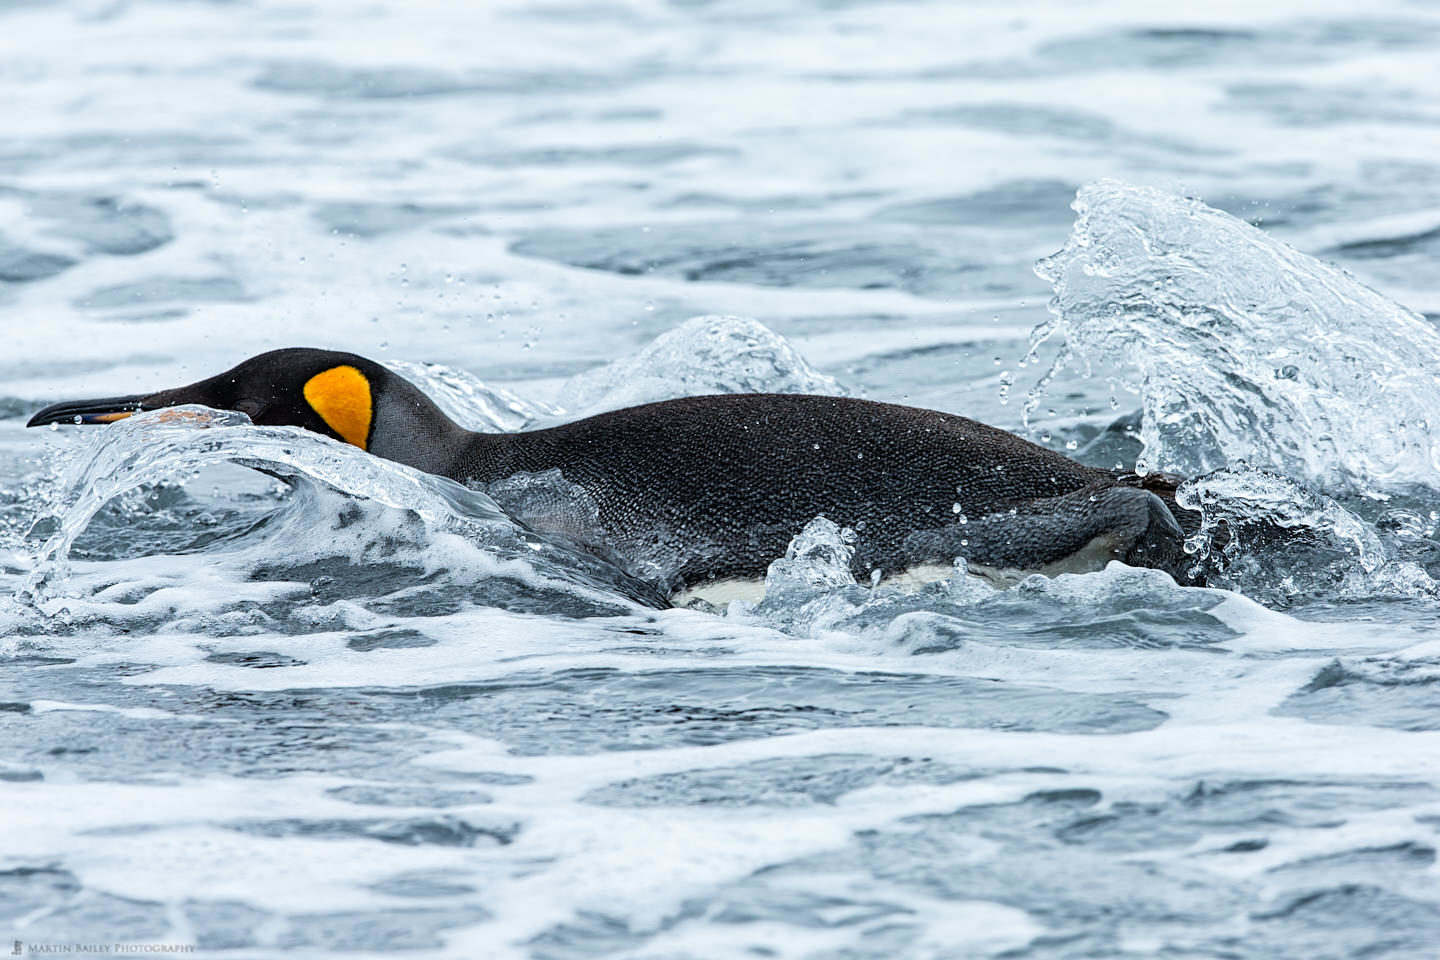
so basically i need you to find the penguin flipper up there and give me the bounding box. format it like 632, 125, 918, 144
903, 484, 1186, 582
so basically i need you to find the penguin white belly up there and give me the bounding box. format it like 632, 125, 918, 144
671, 578, 772, 606
953, 533, 1125, 587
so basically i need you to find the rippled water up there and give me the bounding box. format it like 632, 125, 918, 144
5, 1, 1440, 957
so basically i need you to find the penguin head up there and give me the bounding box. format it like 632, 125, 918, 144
27, 348, 466, 469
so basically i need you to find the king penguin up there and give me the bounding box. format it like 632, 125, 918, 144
27, 347, 1198, 602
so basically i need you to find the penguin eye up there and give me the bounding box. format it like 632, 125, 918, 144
233, 398, 263, 419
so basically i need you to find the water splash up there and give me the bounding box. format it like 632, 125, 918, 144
1176, 468, 1438, 604
1030, 180, 1440, 496
561, 315, 847, 416
740, 516, 869, 635
393, 317, 842, 431
731, 517, 1241, 650
734, 517, 990, 637
760, 516, 859, 601
14, 407, 667, 615
0, 452, 66, 557
386, 359, 560, 433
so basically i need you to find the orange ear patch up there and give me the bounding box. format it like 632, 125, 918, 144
303, 366, 372, 450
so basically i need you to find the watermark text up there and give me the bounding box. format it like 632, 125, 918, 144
12, 944, 195, 955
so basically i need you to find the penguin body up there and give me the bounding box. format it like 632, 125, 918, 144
467, 393, 1187, 597
27, 348, 1194, 600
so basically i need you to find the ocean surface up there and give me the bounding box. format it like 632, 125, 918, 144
4, 0, 1440, 957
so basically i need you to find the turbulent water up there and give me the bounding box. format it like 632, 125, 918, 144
5, 1, 1440, 957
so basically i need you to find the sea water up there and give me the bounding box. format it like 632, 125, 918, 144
3, 0, 1440, 957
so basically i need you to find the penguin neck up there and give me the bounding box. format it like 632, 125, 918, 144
442, 428, 519, 486
364, 391, 514, 484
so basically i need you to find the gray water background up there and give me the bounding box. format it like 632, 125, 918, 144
3, 1, 1440, 957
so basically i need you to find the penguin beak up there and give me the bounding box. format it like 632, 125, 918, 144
27, 372, 243, 429
26, 393, 154, 427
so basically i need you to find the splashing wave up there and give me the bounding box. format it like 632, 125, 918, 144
1030, 180, 1440, 496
